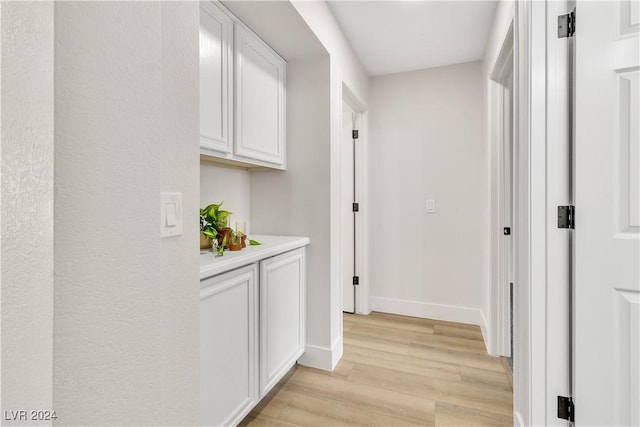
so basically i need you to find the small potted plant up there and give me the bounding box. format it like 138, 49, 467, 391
226, 230, 243, 251
200, 202, 232, 250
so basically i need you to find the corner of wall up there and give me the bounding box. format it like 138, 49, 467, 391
297, 336, 343, 371
1, 1, 55, 417
479, 309, 494, 356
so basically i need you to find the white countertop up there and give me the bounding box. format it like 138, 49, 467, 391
200, 234, 310, 280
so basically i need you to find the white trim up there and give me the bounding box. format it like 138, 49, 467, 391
340, 81, 369, 316
331, 336, 343, 370
527, 2, 549, 425
297, 337, 343, 371
515, 411, 526, 427
356, 111, 370, 315
370, 296, 484, 327
488, 23, 515, 359
479, 310, 491, 356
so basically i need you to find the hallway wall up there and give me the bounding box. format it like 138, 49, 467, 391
368, 61, 487, 327
0, 2, 54, 421
53, 3, 200, 425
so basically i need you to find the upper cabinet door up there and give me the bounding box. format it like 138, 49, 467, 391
234, 25, 286, 168
200, 2, 233, 154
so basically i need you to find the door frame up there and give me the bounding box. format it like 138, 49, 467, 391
512, 1, 572, 425
489, 24, 515, 358
340, 82, 369, 316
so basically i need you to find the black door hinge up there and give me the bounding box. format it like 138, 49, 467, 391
558, 205, 575, 229
558, 9, 575, 38
557, 396, 574, 421
352, 202, 359, 212
352, 276, 359, 285
503, 227, 511, 235
352, 130, 359, 139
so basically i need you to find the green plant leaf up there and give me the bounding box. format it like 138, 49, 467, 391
216, 210, 231, 229
202, 229, 217, 239
217, 235, 227, 256
249, 239, 261, 246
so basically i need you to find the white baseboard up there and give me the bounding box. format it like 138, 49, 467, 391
330, 336, 343, 369
297, 337, 343, 371
515, 411, 525, 427
479, 310, 492, 355
370, 296, 483, 326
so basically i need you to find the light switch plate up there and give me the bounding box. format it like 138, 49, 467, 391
426, 199, 436, 213
161, 192, 182, 238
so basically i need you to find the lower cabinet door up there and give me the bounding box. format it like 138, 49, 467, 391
200, 264, 258, 426
259, 248, 306, 397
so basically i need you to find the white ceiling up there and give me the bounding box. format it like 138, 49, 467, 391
327, 1, 498, 76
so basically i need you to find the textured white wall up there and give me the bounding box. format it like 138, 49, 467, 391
53, 3, 200, 425
368, 61, 486, 325
250, 56, 333, 365
226, 1, 370, 370
200, 163, 251, 233
290, 1, 370, 368
0, 3, 54, 424
291, 1, 369, 102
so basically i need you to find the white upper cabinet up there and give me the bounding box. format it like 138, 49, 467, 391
199, 2, 233, 155
199, 1, 286, 170
234, 25, 286, 168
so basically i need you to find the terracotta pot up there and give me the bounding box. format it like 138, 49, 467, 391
200, 232, 212, 249
216, 227, 231, 249
241, 235, 247, 248
227, 242, 243, 251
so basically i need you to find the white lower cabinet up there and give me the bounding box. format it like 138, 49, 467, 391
200, 264, 258, 427
200, 247, 306, 426
259, 248, 306, 396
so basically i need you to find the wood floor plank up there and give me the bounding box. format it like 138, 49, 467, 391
287, 368, 437, 425
408, 343, 506, 372
241, 312, 513, 426
434, 323, 485, 341
460, 365, 513, 391
341, 344, 462, 380
435, 401, 513, 427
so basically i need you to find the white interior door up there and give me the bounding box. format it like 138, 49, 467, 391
341, 103, 355, 313
574, 1, 640, 424
502, 71, 514, 359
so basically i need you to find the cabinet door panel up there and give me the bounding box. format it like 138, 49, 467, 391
200, 265, 258, 426
260, 249, 305, 396
200, 2, 232, 154
235, 25, 286, 167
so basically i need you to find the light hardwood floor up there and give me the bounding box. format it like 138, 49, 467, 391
240, 312, 513, 426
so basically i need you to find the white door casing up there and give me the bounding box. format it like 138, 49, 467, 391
546, 1, 574, 425
341, 103, 356, 313
574, 1, 640, 425
340, 82, 369, 316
